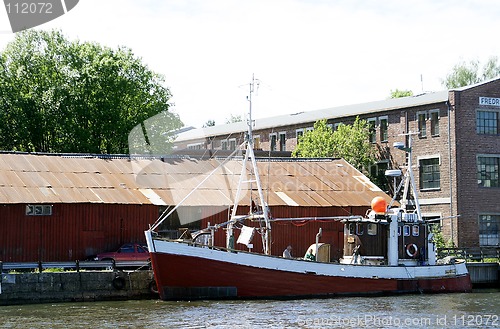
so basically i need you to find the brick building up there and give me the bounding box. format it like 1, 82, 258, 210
175, 78, 500, 247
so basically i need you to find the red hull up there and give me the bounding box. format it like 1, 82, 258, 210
150, 252, 472, 300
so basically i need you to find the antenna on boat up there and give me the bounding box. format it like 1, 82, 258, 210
227, 75, 272, 255
388, 132, 422, 221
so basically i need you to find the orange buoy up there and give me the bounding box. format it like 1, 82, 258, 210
371, 196, 387, 213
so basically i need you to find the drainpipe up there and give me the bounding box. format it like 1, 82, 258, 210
446, 100, 454, 245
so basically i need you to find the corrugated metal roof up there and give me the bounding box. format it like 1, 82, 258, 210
0, 153, 391, 207
175, 90, 450, 142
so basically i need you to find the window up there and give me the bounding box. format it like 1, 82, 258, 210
356, 223, 364, 235
279, 132, 286, 151
296, 129, 304, 140
477, 156, 499, 187
412, 225, 420, 237
479, 215, 499, 246
26, 204, 53, 216
370, 161, 389, 192
333, 123, 342, 131
368, 118, 376, 143
221, 140, 228, 150
269, 133, 277, 151
367, 223, 377, 235
419, 157, 440, 190
379, 116, 388, 142
403, 225, 410, 236
477, 110, 498, 135
229, 138, 236, 150
417, 112, 427, 137
253, 135, 261, 149
430, 110, 440, 136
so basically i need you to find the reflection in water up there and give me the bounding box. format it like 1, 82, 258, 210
0, 290, 499, 328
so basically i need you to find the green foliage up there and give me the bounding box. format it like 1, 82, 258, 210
292, 119, 335, 158
389, 89, 413, 98
203, 120, 216, 127
0, 29, 182, 154
225, 114, 242, 124
442, 56, 500, 89
292, 117, 377, 174
431, 224, 455, 250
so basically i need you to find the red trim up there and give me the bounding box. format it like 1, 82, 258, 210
150, 252, 472, 300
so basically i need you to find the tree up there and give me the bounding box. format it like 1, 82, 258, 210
292, 119, 335, 158
0, 29, 182, 154
292, 118, 377, 174
442, 56, 500, 88
389, 89, 413, 98
203, 120, 215, 127
331, 117, 377, 173
225, 114, 242, 124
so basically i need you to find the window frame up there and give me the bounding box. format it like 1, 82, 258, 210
417, 111, 427, 138
429, 109, 440, 137
379, 116, 389, 143
476, 109, 499, 135
477, 155, 500, 188
418, 156, 441, 190
478, 214, 500, 246
269, 133, 277, 151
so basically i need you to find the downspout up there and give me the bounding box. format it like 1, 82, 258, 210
446, 100, 454, 244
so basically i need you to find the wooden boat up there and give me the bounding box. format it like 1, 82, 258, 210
145, 78, 471, 300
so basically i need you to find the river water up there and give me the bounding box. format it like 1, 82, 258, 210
0, 289, 499, 328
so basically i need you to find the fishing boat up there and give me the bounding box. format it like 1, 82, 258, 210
144, 78, 472, 300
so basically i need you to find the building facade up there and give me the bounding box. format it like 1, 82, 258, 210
175, 78, 500, 247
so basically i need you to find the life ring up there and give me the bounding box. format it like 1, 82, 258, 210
406, 243, 419, 258
112, 276, 126, 290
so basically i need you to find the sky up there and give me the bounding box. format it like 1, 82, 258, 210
1, 0, 500, 129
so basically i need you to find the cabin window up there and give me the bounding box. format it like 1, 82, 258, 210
348, 223, 355, 235
412, 225, 420, 236
26, 204, 52, 216
356, 223, 364, 235
221, 140, 228, 150
403, 225, 410, 236
398, 226, 401, 236
367, 223, 377, 235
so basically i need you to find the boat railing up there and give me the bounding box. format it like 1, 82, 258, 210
438, 247, 500, 263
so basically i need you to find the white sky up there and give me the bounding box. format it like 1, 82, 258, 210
1, 0, 499, 128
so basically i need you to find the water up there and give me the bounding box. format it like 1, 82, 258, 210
0, 289, 499, 328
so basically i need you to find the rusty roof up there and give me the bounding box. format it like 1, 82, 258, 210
0, 153, 390, 207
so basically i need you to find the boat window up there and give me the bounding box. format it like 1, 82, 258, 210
367, 223, 377, 235
349, 223, 355, 235
356, 223, 364, 235
412, 225, 420, 236
403, 225, 410, 236
398, 226, 401, 236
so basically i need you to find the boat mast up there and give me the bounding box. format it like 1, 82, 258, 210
398, 132, 422, 221
226, 75, 272, 255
